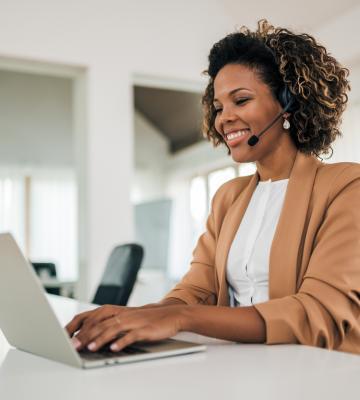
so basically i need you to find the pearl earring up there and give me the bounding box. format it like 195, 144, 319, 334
283, 118, 290, 130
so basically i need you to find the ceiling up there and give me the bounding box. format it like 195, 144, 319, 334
220, 0, 359, 32
134, 86, 204, 153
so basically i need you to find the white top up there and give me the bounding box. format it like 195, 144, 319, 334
227, 178, 289, 306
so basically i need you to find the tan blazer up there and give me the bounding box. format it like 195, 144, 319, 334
164, 150, 360, 354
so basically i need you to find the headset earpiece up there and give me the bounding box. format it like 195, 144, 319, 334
278, 86, 295, 113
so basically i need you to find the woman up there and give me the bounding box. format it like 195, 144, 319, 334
66, 20, 360, 354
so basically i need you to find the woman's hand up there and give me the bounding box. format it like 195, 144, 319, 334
65, 304, 187, 352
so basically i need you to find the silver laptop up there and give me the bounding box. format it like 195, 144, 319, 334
0, 233, 206, 368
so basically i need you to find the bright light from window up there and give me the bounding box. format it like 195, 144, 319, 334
238, 163, 257, 177
208, 167, 236, 208
190, 176, 207, 223
30, 176, 78, 280
0, 177, 25, 250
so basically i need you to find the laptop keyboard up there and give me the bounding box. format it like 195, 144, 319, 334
79, 344, 147, 361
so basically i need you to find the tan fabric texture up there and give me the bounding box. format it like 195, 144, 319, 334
163, 151, 360, 354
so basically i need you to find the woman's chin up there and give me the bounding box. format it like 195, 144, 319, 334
230, 148, 255, 164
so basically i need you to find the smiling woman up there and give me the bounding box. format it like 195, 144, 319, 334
66, 19, 360, 355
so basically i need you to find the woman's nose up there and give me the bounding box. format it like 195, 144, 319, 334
219, 106, 237, 124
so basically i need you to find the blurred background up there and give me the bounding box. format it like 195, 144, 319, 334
0, 0, 359, 305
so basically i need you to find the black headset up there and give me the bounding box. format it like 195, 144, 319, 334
278, 86, 295, 113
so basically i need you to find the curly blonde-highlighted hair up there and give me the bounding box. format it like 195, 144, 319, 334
202, 19, 350, 157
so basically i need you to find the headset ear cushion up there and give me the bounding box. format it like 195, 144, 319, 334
279, 87, 294, 111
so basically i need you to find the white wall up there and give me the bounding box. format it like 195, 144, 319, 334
0, 70, 73, 167
133, 110, 169, 203
330, 102, 360, 163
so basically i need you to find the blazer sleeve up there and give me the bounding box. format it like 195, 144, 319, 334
254, 165, 360, 352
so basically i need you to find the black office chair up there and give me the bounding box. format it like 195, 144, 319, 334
92, 243, 144, 306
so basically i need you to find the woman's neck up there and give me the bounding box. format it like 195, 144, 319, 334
256, 143, 297, 182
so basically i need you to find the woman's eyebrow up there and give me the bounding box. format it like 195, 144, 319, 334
214, 87, 250, 102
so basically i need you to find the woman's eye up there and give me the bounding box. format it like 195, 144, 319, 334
213, 98, 248, 114
235, 98, 249, 105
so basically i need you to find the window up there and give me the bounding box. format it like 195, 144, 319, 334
0, 172, 78, 280
190, 176, 207, 246
208, 167, 236, 210
189, 163, 256, 244
0, 176, 25, 250
30, 176, 78, 280
190, 176, 207, 223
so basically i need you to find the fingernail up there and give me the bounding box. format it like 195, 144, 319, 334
88, 342, 96, 351
110, 343, 119, 352
71, 337, 81, 349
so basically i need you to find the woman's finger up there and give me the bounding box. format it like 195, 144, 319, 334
79, 305, 138, 329
85, 317, 129, 351
110, 329, 147, 352
65, 310, 94, 335
75, 317, 117, 349
110, 321, 173, 352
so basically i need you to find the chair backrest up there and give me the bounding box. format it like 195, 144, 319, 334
92, 243, 144, 306
31, 262, 57, 278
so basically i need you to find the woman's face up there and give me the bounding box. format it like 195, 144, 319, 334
213, 63, 288, 163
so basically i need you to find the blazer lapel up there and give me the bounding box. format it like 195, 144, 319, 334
269, 151, 321, 298
217, 172, 259, 306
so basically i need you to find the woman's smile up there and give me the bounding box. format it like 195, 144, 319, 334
225, 128, 252, 147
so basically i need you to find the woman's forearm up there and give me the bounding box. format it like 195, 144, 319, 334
180, 305, 266, 343
140, 297, 187, 309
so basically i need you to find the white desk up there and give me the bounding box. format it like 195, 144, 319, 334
1, 296, 360, 400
